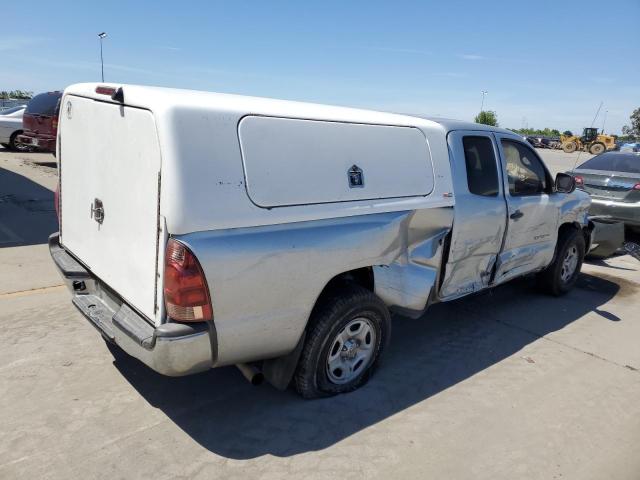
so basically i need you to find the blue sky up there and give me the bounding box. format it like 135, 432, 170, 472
1, 0, 638, 133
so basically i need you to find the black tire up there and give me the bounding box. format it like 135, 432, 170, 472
589, 143, 606, 155
9, 131, 28, 152
294, 284, 391, 399
537, 228, 585, 296
562, 141, 577, 153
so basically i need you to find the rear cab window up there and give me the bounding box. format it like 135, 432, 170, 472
501, 139, 550, 196
25, 92, 62, 116
462, 136, 499, 196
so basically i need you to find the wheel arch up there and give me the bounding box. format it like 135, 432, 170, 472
10, 129, 23, 141
261, 266, 375, 391
553, 221, 586, 264
9, 130, 24, 150
315, 267, 374, 300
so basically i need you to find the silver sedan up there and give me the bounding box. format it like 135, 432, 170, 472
0, 105, 27, 151
569, 151, 640, 233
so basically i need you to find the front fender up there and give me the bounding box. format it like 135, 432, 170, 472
558, 190, 591, 227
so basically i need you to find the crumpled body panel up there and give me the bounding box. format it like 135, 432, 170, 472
179, 208, 453, 366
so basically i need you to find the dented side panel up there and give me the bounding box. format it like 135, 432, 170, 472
492, 133, 561, 284
439, 131, 508, 300
177, 208, 453, 366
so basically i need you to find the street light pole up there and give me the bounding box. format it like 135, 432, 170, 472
98, 32, 107, 82
480, 90, 488, 112
601, 109, 608, 134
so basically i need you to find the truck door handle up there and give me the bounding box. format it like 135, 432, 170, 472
510, 209, 524, 220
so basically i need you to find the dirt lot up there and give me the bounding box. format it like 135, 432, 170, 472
1, 147, 639, 480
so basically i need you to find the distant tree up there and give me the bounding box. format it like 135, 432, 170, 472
12, 90, 33, 99
622, 108, 640, 137
510, 127, 564, 138
563, 130, 573, 136
0, 90, 33, 99
475, 110, 498, 126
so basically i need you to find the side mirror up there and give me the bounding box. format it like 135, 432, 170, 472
555, 172, 576, 193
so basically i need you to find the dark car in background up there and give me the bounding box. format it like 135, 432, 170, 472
569, 151, 640, 233
17, 91, 62, 153
526, 136, 544, 148
526, 136, 558, 149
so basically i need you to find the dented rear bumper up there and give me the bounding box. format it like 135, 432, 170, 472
48, 233, 215, 376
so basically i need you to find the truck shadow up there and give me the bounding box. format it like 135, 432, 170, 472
0, 166, 57, 247
114, 273, 624, 459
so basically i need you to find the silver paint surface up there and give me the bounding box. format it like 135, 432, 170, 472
178, 208, 453, 366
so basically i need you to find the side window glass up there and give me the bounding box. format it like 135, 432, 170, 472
462, 136, 499, 196
501, 139, 548, 196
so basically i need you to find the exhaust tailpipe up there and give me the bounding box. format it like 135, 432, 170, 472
236, 363, 264, 386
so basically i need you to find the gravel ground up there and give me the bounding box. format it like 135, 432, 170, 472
1, 146, 639, 480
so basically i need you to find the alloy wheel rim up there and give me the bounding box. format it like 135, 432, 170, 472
560, 245, 578, 283
326, 317, 376, 385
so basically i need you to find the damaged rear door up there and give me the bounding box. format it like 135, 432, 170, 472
439, 131, 507, 299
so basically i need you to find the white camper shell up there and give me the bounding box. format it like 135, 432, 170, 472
52, 83, 592, 398
57, 84, 454, 325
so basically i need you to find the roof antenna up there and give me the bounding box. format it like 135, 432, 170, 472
571, 101, 603, 172
590, 101, 603, 129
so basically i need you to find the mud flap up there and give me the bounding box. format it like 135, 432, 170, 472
262, 331, 306, 391
587, 219, 625, 259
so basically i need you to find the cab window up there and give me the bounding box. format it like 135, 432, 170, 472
501, 140, 548, 196
462, 136, 499, 196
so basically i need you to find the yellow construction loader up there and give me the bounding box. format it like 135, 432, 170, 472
561, 127, 616, 154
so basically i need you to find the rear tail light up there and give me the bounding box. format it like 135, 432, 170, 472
633, 183, 640, 191
164, 239, 213, 322
574, 175, 584, 187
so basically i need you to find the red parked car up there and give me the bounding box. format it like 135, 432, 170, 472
17, 91, 62, 153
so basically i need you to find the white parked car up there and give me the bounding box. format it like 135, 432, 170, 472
620, 143, 640, 153
0, 105, 27, 151
50, 83, 593, 398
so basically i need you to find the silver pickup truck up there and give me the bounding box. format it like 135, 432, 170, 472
50, 83, 592, 398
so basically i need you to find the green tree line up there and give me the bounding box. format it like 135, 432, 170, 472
622, 107, 639, 140
0, 90, 33, 99
509, 127, 566, 138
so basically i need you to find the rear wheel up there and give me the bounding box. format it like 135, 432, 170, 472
562, 141, 577, 153
9, 131, 28, 152
589, 142, 606, 155
537, 228, 585, 296
294, 284, 391, 399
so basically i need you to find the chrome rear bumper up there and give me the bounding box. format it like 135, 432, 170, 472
49, 233, 215, 376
